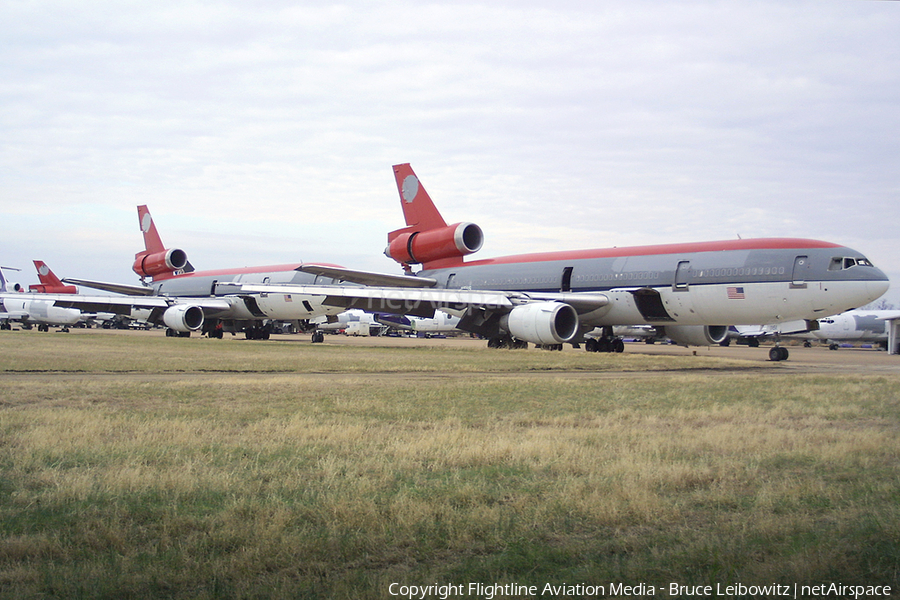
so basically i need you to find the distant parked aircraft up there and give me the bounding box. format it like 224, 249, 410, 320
0, 267, 81, 331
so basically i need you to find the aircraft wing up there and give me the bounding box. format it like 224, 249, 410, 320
236, 283, 610, 318
296, 264, 438, 288
61, 278, 156, 296
47, 294, 234, 316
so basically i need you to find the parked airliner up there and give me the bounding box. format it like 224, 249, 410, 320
59, 205, 356, 338
734, 309, 900, 351
243, 164, 889, 360
0, 266, 81, 331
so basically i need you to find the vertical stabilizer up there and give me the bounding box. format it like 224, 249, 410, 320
34, 261, 63, 286
392, 164, 448, 230
132, 206, 191, 280
386, 164, 484, 270
30, 261, 78, 293
0, 267, 23, 293
137, 205, 166, 254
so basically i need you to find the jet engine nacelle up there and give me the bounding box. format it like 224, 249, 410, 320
385, 222, 483, 265
662, 325, 729, 347
162, 304, 204, 332
500, 302, 579, 345
29, 284, 78, 294
133, 248, 189, 278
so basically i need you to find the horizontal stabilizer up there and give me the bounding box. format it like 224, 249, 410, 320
62, 278, 156, 296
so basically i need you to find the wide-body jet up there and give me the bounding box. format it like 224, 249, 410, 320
253, 164, 889, 360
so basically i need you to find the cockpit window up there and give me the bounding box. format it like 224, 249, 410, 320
830, 256, 875, 271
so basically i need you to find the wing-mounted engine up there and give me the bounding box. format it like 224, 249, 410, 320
162, 304, 204, 332
385, 222, 483, 268
661, 325, 729, 347
500, 302, 580, 345
133, 248, 189, 279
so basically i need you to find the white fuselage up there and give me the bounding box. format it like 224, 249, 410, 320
0, 295, 82, 327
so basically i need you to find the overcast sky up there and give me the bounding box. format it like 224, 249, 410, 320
2, 1, 899, 305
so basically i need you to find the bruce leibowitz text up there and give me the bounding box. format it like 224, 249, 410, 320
388, 582, 893, 599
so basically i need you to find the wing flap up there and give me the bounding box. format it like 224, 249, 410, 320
50, 295, 234, 316
237, 284, 609, 317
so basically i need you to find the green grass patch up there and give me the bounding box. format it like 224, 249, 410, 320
0, 332, 898, 598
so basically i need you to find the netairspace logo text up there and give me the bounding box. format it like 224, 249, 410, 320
387, 581, 893, 599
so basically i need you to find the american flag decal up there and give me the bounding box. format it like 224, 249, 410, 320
284, 295, 292, 302
727, 286, 745, 299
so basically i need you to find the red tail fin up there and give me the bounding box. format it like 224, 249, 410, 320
137, 205, 166, 254
30, 261, 77, 293
34, 260, 64, 286
133, 206, 190, 280
386, 164, 484, 270
392, 164, 447, 230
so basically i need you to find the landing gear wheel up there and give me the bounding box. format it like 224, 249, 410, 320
769, 346, 789, 361
311, 331, 325, 343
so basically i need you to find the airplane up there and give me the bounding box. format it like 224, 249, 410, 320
240, 163, 890, 361
0, 266, 82, 331
375, 311, 462, 335
809, 310, 900, 349
57, 205, 366, 338
312, 309, 389, 337
733, 309, 900, 350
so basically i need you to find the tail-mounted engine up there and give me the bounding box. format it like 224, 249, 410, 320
500, 302, 580, 345
385, 222, 483, 267
133, 248, 189, 279
662, 325, 729, 347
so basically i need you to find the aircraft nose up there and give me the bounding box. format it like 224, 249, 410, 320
868, 269, 890, 300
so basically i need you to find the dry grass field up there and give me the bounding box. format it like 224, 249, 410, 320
1, 329, 899, 598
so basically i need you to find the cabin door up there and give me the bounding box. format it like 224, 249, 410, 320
791, 255, 808, 288
673, 261, 691, 291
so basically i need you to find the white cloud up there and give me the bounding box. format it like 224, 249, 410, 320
2, 0, 899, 303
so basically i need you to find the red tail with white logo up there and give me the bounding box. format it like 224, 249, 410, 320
132, 205, 191, 280
29, 260, 77, 293
385, 164, 484, 270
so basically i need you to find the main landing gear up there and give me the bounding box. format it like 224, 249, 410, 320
584, 337, 625, 353
584, 327, 625, 353
486, 336, 529, 349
